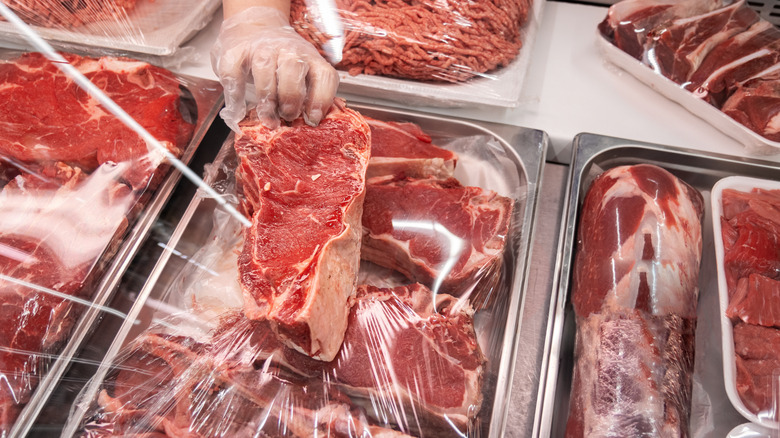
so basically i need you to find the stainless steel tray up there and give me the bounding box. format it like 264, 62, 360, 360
62, 102, 549, 438
9, 73, 224, 438
534, 133, 780, 437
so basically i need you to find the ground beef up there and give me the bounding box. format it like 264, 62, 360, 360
291, 0, 532, 83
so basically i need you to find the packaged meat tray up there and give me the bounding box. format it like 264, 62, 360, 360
0, 0, 221, 57
596, 0, 780, 155
535, 133, 780, 437
0, 49, 223, 437
713, 175, 780, 429
61, 103, 548, 438
291, 0, 544, 108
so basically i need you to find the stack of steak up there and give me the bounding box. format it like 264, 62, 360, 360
81, 106, 515, 437
0, 52, 194, 433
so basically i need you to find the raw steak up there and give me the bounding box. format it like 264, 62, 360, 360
233, 100, 371, 361
566, 164, 704, 437
685, 20, 780, 106
361, 176, 513, 300
646, 0, 759, 84
0, 162, 134, 431
85, 331, 413, 437
0, 52, 194, 191
211, 282, 486, 436
733, 323, 780, 414
598, 0, 722, 60
727, 274, 780, 326
366, 117, 457, 179
722, 73, 780, 142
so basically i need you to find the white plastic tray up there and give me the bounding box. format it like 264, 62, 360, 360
713, 175, 780, 429
597, 32, 780, 155
0, 0, 220, 57
337, 0, 544, 109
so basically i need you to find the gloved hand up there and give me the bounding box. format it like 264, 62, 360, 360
211, 6, 339, 131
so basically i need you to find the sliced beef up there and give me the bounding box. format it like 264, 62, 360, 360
361, 176, 513, 300
727, 274, 780, 326
233, 101, 371, 361
366, 117, 457, 179
685, 20, 780, 107
0, 52, 194, 191
647, 0, 759, 83
598, 0, 722, 60
733, 323, 780, 415
722, 73, 780, 142
566, 164, 704, 438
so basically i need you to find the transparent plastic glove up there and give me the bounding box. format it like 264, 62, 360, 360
211, 6, 339, 131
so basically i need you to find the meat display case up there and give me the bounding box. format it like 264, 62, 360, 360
11, 1, 780, 436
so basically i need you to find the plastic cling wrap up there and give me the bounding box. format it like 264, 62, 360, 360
597, 0, 780, 153
0, 0, 221, 57
289, 0, 543, 108
0, 49, 223, 437
713, 176, 780, 429
67, 104, 544, 437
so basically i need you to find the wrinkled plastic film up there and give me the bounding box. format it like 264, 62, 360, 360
290, 0, 542, 107
0, 46, 222, 436
70, 107, 534, 437
598, 0, 780, 150
0, 0, 220, 58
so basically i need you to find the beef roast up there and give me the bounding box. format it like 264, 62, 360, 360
366, 117, 457, 179
233, 101, 371, 361
566, 164, 704, 437
361, 176, 513, 300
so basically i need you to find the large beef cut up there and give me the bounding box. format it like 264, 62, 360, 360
0, 52, 195, 191
722, 72, 780, 142
361, 175, 513, 302
233, 101, 371, 361
365, 117, 457, 180
565, 164, 704, 437
208, 282, 485, 436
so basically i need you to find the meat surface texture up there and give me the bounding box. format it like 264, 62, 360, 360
366, 117, 458, 180
599, 0, 780, 143
566, 164, 704, 437
233, 101, 371, 361
361, 175, 513, 300
719, 186, 780, 416
0, 52, 194, 191
2, 0, 137, 28
0, 52, 193, 433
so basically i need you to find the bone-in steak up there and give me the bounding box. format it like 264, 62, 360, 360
234, 101, 371, 361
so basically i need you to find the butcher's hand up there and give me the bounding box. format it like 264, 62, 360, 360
211, 6, 339, 131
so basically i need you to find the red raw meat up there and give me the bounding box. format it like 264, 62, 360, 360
722, 205, 780, 295
598, 0, 722, 59
234, 101, 371, 361
0, 52, 194, 191
87, 331, 413, 437
727, 274, 780, 326
722, 74, 780, 142
365, 117, 457, 179
210, 283, 485, 435
566, 164, 704, 437
733, 323, 780, 415
647, 0, 759, 83
685, 20, 780, 106
0, 162, 134, 431
361, 176, 513, 300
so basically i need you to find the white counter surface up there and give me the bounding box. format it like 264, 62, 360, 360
176, 0, 779, 164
